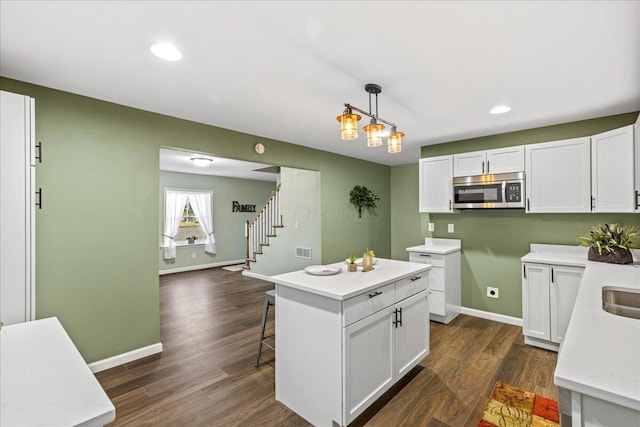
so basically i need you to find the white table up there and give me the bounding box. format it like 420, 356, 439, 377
1, 317, 115, 426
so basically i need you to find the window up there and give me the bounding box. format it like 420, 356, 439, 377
162, 189, 215, 258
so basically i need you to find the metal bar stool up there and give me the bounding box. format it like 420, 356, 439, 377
255, 289, 276, 366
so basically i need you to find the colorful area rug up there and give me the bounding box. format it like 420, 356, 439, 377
479, 382, 559, 427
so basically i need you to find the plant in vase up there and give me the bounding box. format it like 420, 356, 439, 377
347, 253, 358, 272
578, 223, 638, 264
186, 235, 198, 245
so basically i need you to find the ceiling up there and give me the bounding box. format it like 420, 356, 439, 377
159, 148, 277, 181
1, 1, 638, 166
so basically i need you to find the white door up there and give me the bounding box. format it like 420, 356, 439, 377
419, 156, 453, 213
395, 291, 429, 378
522, 263, 551, 341
591, 125, 635, 213
343, 306, 395, 424
486, 146, 525, 174
525, 137, 591, 213
549, 266, 584, 344
453, 150, 485, 177
0, 91, 35, 325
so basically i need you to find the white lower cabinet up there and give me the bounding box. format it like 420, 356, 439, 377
344, 290, 428, 423
522, 262, 583, 351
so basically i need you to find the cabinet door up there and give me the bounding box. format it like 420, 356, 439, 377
634, 120, 639, 212
591, 125, 635, 212
0, 91, 35, 326
522, 263, 550, 341
525, 137, 591, 213
343, 306, 395, 424
486, 146, 524, 174
549, 266, 583, 344
395, 291, 429, 378
453, 150, 485, 177
419, 156, 453, 213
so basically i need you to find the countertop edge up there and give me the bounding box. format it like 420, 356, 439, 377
554, 375, 639, 411
406, 245, 460, 255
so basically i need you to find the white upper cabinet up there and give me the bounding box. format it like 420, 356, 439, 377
525, 137, 591, 213
453, 146, 524, 177
591, 125, 636, 213
419, 155, 453, 213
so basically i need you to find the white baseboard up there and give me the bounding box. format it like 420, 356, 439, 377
459, 306, 522, 327
241, 270, 272, 281
88, 342, 163, 373
159, 259, 245, 275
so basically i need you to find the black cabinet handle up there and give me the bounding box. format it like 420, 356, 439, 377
36, 141, 42, 163
591, 196, 595, 211
551, 268, 555, 283
635, 190, 639, 209
36, 188, 42, 209
368, 291, 382, 299
449, 200, 452, 211
527, 198, 530, 212
393, 308, 399, 328
419, 254, 431, 257
398, 307, 403, 327
482, 161, 485, 174
410, 276, 422, 282
523, 265, 526, 279
487, 160, 490, 173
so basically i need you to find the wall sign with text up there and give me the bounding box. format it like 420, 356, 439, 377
232, 201, 256, 213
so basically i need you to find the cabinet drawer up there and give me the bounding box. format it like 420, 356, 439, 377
343, 283, 395, 327
429, 266, 444, 292
409, 253, 444, 268
428, 289, 446, 316
396, 273, 429, 301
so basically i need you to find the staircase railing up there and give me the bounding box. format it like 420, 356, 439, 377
245, 184, 282, 268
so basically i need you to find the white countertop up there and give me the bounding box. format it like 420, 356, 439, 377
520, 243, 588, 267
0, 317, 116, 426
406, 237, 461, 255
269, 258, 430, 300
554, 261, 640, 411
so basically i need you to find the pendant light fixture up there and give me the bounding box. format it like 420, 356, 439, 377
337, 83, 404, 153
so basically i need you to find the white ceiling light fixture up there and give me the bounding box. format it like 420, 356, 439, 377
150, 42, 182, 61
190, 157, 213, 167
337, 83, 405, 154
490, 105, 511, 114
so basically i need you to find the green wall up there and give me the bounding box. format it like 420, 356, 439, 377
391, 112, 640, 319
1, 77, 391, 363
159, 171, 276, 272
390, 163, 420, 260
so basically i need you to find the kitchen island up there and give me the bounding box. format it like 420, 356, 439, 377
554, 261, 640, 426
270, 258, 430, 427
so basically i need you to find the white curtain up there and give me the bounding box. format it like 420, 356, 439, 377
189, 191, 216, 254
163, 190, 189, 259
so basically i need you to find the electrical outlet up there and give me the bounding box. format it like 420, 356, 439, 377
487, 287, 499, 299
448, 223, 454, 233
428, 222, 435, 232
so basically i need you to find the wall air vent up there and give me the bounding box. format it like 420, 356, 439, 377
295, 247, 312, 259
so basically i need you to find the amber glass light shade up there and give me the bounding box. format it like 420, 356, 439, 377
363, 122, 384, 147
387, 131, 404, 153
337, 113, 361, 140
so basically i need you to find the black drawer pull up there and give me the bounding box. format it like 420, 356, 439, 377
36, 188, 42, 209
368, 291, 382, 298
419, 254, 431, 257
36, 141, 42, 163
410, 276, 422, 282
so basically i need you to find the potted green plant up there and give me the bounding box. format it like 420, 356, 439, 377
349, 185, 380, 218
578, 223, 638, 264
186, 235, 198, 245
347, 253, 358, 272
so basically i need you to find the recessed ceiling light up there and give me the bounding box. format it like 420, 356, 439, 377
150, 42, 182, 61
490, 105, 511, 114
191, 157, 213, 167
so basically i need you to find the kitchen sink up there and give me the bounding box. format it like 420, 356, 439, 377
602, 286, 640, 320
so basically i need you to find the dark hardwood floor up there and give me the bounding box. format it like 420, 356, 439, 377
96, 267, 557, 426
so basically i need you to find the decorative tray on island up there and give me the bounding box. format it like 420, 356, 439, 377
304, 265, 342, 276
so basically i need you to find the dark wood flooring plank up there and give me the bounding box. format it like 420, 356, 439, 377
96, 267, 557, 426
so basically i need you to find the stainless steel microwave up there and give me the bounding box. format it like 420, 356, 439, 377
453, 172, 525, 209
